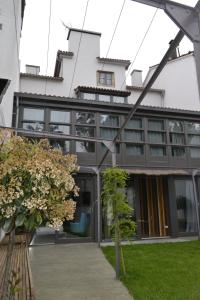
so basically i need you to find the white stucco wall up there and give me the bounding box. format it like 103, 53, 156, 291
0, 0, 22, 126
128, 90, 163, 107
144, 54, 200, 111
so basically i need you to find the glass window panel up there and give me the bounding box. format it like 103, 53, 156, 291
101, 143, 120, 153
190, 148, 200, 158
76, 141, 95, 153
22, 122, 44, 131
98, 94, 111, 102
98, 72, 113, 86
50, 110, 70, 123
175, 179, 197, 233
148, 132, 165, 143
169, 120, 183, 132
76, 112, 95, 124
148, 120, 164, 131
50, 140, 70, 153
188, 135, 200, 145
113, 96, 125, 103
100, 114, 119, 127
170, 133, 185, 145
126, 144, 144, 155
23, 108, 44, 121
50, 124, 70, 135
187, 122, 200, 133
124, 130, 143, 142
172, 147, 185, 157
76, 126, 95, 137
126, 118, 142, 129
150, 146, 166, 157
83, 93, 96, 101
100, 128, 118, 140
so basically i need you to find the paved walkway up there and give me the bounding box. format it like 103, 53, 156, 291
29, 243, 133, 300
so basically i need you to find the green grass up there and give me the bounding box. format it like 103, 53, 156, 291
102, 241, 200, 300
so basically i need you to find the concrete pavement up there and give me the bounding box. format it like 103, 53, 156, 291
29, 243, 133, 300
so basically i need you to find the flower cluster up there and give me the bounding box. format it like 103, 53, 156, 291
0, 131, 79, 231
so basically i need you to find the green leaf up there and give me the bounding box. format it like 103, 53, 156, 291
3, 218, 13, 233
15, 214, 25, 227
36, 212, 42, 225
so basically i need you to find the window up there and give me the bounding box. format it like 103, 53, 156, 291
169, 120, 183, 132
98, 94, 111, 102
76, 141, 95, 153
83, 93, 96, 101
124, 130, 143, 142
148, 120, 164, 131
148, 132, 165, 144
172, 147, 185, 157
101, 143, 120, 153
100, 128, 118, 140
126, 118, 142, 129
148, 119, 165, 144
22, 107, 45, 132
170, 133, 185, 145
100, 114, 119, 127
187, 122, 200, 133
113, 96, 125, 104
188, 135, 200, 145
76, 126, 95, 138
50, 125, 70, 135
190, 148, 200, 158
50, 110, 70, 123
50, 140, 70, 153
97, 71, 114, 86
76, 112, 95, 125
150, 146, 166, 157
126, 144, 143, 155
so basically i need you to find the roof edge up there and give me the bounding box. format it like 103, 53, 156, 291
67, 28, 101, 40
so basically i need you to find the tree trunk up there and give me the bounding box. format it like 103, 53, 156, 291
1, 229, 15, 300
115, 216, 121, 279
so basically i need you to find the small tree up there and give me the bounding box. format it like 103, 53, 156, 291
0, 130, 79, 299
102, 167, 136, 279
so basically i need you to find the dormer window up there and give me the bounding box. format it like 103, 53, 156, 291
97, 71, 114, 87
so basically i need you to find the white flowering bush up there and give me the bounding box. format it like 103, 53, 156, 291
0, 130, 79, 232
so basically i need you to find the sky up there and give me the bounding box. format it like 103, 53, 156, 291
20, 0, 197, 83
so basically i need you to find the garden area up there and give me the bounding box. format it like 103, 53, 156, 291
103, 241, 200, 300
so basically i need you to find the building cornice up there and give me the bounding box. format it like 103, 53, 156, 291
20, 73, 63, 81
97, 57, 131, 70
75, 86, 131, 97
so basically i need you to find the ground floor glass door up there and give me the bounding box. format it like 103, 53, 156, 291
139, 176, 169, 238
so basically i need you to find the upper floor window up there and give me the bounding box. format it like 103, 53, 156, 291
97, 71, 114, 87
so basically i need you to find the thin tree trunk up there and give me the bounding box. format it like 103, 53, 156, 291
115, 216, 121, 279
1, 229, 15, 300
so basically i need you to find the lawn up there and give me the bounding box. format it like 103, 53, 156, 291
102, 241, 200, 300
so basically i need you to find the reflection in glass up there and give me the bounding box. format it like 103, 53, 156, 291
170, 133, 185, 145
98, 94, 111, 102
126, 118, 142, 129
172, 147, 185, 157
75, 126, 95, 137
50, 110, 70, 123
50, 125, 70, 134
83, 93, 96, 101
148, 132, 165, 143
150, 146, 166, 156
113, 96, 125, 103
124, 130, 143, 142
187, 122, 200, 133
148, 120, 164, 130
22, 122, 44, 131
101, 143, 120, 153
126, 144, 143, 155
76, 141, 95, 153
169, 120, 183, 132
100, 114, 119, 126
76, 112, 95, 124
190, 147, 200, 158
188, 135, 200, 145
24, 108, 44, 121
50, 140, 70, 153
175, 179, 197, 233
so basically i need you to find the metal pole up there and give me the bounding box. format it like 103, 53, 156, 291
96, 169, 101, 247
192, 170, 200, 240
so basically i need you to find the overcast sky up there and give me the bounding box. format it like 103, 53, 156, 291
20, 0, 197, 83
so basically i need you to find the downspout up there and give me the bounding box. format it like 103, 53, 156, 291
192, 169, 200, 240
15, 95, 19, 129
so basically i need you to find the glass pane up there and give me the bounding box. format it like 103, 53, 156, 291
75, 126, 95, 137
187, 122, 200, 133
124, 130, 143, 142
190, 148, 200, 158
98, 94, 110, 102
22, 122, 44, 131
148, 132, 165, 143
50, 140, 70, 153
172, 147, 185, 157
175, 179, 197, 233
100, 114, 119, 127
100, 128, 118, 140
148, 120, 164, 130
169, 120, 183, 132
150, 146, 166, 157
126, 144, 143, 155
50, 110, 70, 123
113, 96, 125, 103
23, 108, 44, 121
126, 118, 142, 129
76, 112, 95, 125
50, 125, 70, 134
170, 133, 185, 145
76, 141, 95, 153
101, 143, 120, 153
188, 135, 200, 145
83, 93, 96, 101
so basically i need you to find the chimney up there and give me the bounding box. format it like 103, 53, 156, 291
168, 40, 180, 61
131, 70, 143, 87
26, 65, 40, 75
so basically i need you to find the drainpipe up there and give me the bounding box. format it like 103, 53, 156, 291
92, 167, 101, 248
15, 95, 19, 130
192, 169, 200, 240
